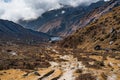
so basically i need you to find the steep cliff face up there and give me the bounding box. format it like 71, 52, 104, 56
0, 19, 50, 43
19, 0, 105, 36
60, 5, 120, 51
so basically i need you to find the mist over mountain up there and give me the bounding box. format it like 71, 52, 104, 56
20, 0, 107, 36
0, 0, 107, 22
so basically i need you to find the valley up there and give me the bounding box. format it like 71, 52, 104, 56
0, 43, 120, 80
0, 0, 120, 80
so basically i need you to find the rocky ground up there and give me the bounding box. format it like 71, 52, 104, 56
0, 43, 120, 80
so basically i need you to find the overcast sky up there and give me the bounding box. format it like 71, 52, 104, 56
0, 0, 109, 22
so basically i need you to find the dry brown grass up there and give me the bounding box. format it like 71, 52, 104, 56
60, 6, 120, 52
0, 44, 55, 70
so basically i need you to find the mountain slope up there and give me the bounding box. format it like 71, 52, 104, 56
19, 0, 105, 36
60, 5, 120, 51
0, 19, 50, 43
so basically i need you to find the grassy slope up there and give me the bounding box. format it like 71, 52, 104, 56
60, 6, 120, 51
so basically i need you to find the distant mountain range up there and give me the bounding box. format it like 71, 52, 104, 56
1, 0, 120, 45
0, 19, 50, 43
19, 0, 106, 36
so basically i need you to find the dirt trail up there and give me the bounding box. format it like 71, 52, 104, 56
0, 46, 120, 80
0, 53, 85, 80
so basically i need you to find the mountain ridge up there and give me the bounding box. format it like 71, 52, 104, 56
0, 19, 50, 43
19, 0, 106, 36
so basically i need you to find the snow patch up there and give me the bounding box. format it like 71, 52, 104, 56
55, 14, 58, 17
61, 10, 65, 14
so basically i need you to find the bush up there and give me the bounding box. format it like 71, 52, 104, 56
0, 65, 4, 70
75, 73, 96, 80
75, 69, 83, 73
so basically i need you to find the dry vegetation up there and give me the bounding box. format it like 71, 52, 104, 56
60, 6, 120, 52
0, 43, 53, 70
0, 43, 120, 80
0, 4, 120, 80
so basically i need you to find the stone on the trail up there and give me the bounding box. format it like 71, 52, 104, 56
110, 28, 115, 33
75, 69, 83, 73
6, 49, 17, 55
34, 72, 41, 76
23, 73, 29, 77
109, 41, 114, 45
89, 62, 94, 65
107, 74, 117, 80
108, 62, 114, 67
94, 45, 101, 50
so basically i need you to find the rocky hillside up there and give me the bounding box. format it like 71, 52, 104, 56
19, 0, 105, 36
60, 5, 120, 51
0, 19, 50, 43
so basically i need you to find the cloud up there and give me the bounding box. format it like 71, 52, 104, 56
0, 0, 103, 22
58, 0, 100, 7
104, 0, 110, 2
